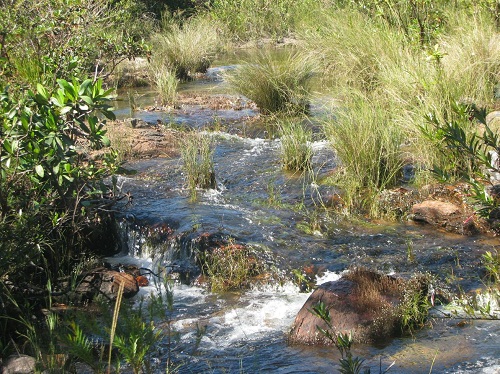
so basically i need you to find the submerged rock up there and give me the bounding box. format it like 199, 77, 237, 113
410, 200, 478, 235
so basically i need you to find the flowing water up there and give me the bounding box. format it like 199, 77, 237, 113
109, 63, 500, 373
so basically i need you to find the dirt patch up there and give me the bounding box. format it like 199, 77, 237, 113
106, 120, 181, 159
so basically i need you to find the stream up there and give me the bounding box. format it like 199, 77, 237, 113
109, 62, 500, 373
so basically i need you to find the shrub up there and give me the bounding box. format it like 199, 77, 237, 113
0, 0, 152, 88
0, 78, 120, 352
226, 49, 315, 115
208, 0, 322, 41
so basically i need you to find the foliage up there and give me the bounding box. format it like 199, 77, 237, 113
278, 118, 313, 172
345, 0, 448, 46
297, 8, 407, 94
483, 249, 500, 284
150, 67, 179, 106
180, 132, 216, 193
227, 49, 315, 115
150, 14, 220, 81
421, 102, 500, 218
0, 0, 152, 89
0, 77, 120, 353
310, 302, 391, 374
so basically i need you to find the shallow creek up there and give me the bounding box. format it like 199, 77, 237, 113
109, 64, 500, 373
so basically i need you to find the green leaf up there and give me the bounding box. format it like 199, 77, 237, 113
78, 79, 92, 95
80, 95, 94, 106
35, 165, 44, 178
60, 106, 72, 115
3, 139, 12, 154
57, 79, 77, 101
36, 83, 49, 102
101, 135, 111, 147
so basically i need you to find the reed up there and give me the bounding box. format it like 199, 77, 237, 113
226, 49, 315, 115
150, 67, 178, 106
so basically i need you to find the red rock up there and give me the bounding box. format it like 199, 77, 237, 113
135, 275, 149, 287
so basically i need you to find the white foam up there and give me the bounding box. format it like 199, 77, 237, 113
315, 270, 342, 285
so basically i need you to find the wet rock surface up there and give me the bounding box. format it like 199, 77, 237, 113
289, 269, 413, 345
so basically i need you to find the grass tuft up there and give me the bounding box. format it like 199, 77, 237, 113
226, 49, 315, 115
150, 15, 220, 82
278, 118, 313, 172
180, 132, 216, 192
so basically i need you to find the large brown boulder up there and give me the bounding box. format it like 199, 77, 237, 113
289, 269, 418, 345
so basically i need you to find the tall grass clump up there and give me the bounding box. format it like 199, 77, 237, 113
397, 9, 500, 179
149, 15, 220, 82
180, 132, 216, 192
324, 95, 405, 215
208, 0, 323, 41
226, 49, 315, 115
150, 67, 179, 106
278, 119, 313, 172
297, 9, 407, 94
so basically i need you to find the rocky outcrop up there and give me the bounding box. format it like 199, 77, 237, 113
289, 268, 425, 345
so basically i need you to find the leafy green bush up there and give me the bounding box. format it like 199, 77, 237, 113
0, 77, 120, 352
227, 49, 315, 115
0, 0, 152, 89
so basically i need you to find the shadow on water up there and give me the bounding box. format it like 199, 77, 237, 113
109, 60, 500, 373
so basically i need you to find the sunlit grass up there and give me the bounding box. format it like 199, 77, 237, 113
226, 49, 315, 115
150, 15, 221, 81
278, 118, 313, 172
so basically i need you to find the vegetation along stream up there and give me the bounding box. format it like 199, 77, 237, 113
108, 62, 500, 373
2, 1, 500, 373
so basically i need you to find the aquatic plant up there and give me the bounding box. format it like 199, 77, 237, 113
180, 132, 216, 192
483, 249, 500, 284
278, 118, 313, 172
226, 49, 315, 115
310, 302, 394, 374
196, 241, 267, 292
